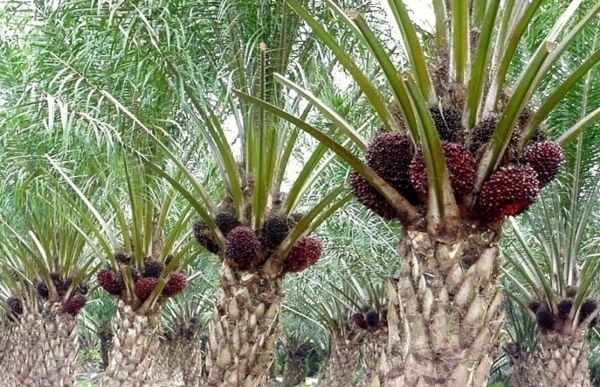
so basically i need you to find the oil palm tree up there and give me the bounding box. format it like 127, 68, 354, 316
503, 138, 600, 386
238, 0, 600, 384
0, 195, 97, 386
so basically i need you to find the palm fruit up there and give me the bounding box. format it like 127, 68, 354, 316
193, 219, 219, 254
50, 272, 68, 297
7, 296, 22, 317
579, 299, 598, 324
135, 277, 159, 302
215, 211, 241, 236
557, 298, 573, 316
283, 237, 323, 273
143, 259, 165, 279
225, 226, 261, 270
523, 141, 564, 187
469, 115, 498, 154
163, 272, 187, 297
536, 307, 555, 330
353, 312, 368, 330
349, 171, 397, 220
365, 309, 380, 328
429, 105, 464, 143
477, 164, 540, 221
366, 131, 414, 194
97, 269, 124, 296
410, 142, 476, 197
261, 214, 291, 249
63, 294, 86, 316
114, 252, 131, 264
527, 300, 541, 313
35, 280, 49, 299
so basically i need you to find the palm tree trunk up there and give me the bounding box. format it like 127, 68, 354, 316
359, 328, 387, 386
2, 303, 78, 386
510, 331, 591, 387
204, 265, 283, 386
180, 335, 203, 387
382, 228, 505, 386
102, 300, 161, 386
321, 330, 362, 387
281, 350, 306, 387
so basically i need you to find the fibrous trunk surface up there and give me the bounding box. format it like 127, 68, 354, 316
102, 300, 161, 386
1, 303, 77, 386
281, 351, 307, 387
180, 335, 202, 386
383, 228, 505, 386
510, 331, 591, 387
321, 330, 362, 387
204, 265, 283, 386
359, 328, 387, 386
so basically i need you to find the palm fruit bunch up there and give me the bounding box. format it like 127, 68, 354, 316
135, 277, 159, 302
35, 280, 50, 299
7, 296, 23, 318
215, 211, 241, 236
163, 272, 187, 297
63, 294, 87, 316
143, 259, 165, 279
260, 214, 292, 249
225, 226, 261, 270
283, 237, 323, 273
477, 165, 540, 221
349, 171, 398, 220
353, 312, 368, 330
522, 141, 564, 187
579, 299, 598, 326
527, 295, 598, 331
410, 142, 476, 198
429, 105, 464, 143
193, 219, 220, 254
97, 268, 124, 296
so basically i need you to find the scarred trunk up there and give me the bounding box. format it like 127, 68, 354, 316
359, 328, 387, 386
102, 301, 161, 386
321, 329, 362, 387
510, 331, 591, 387
180, 335, 203, 387
1, 303, 77, 386
204, 265, 283, 386
382, 228, 505, 386
281, 350, 307, 387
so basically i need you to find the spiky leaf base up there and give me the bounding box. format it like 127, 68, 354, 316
102, 301, 161, 387
321, 329, 363, 387
509, 331, 591, 387
0, 302, 77, 386
380, 228, 504, 386
204, 266, 283, 386
360, 327, 388, 386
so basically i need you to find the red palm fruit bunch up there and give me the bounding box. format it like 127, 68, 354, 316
349, 171, 398, 220
63, 294, 87, 316
225, 226, 261, 270
522, 141, 564, 188
193, 211, 241, 255
135, 277, 159, 302
97, 268, 124, 296
283, 236, 323, 273
477, 164, 540, 222
163, 272, 187, 297
410, 142, 476, 199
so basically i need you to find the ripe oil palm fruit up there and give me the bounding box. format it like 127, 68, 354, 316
237, 0, 600, 384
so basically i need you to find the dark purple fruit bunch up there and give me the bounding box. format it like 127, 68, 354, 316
135, 277, 159, 302
527, 300, 541, 313
557, 298, 573, 316
193, 219, 219, 254
35, 280, 49, 299
215, 211, 241, 236
349, 171, 397, 220
142, 259, 165, 279
523, 141, 564, 187
163, 272, 187, 297
225, 226, 261, 270
365, 309, 380, 329
579, 299, 598, 325
535, 307, 555, 330
410, 142, 476, 197
7, 296, 22, 317
283, 237, 323, 273
97, 269, 124, 296
261, 214, 291, 249
429, 105, 464, 143
63, 294, 86, 316
469, 115, 498, 154
477, 164, 539, 221
366, 131, 415, 196
353, 312, 368, 330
